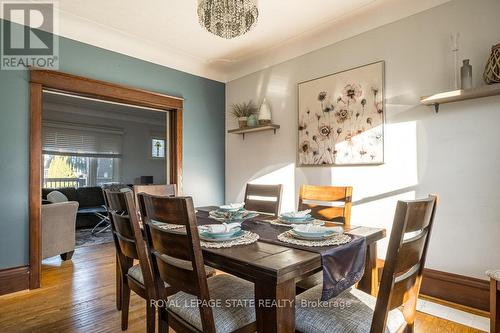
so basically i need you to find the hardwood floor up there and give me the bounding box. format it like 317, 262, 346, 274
0, 243, 485, 333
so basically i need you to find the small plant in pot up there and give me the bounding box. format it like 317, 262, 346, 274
231, 101, 258, 129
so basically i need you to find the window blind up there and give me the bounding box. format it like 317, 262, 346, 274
43, 121, 123, 157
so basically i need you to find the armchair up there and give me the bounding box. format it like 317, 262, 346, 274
42, 201, 79, 261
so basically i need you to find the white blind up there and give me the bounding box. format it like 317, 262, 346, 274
43, 121, 123, 157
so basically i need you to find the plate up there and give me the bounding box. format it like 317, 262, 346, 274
199, 227, 241, 239
200, 230, 245, 242
280, 213, 312, 221
278, 217, 315, 224
292, 226, 342, 237
289, 230, 338, 241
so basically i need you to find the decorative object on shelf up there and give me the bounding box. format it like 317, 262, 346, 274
230, 100, 258, 129
451, 33, 460, 90
197, 0, 258, 39
297, 61, 385, 166
484, 43, 500, 84
246, 114, 258, 127
460, 59, 473, 89
258, 98, 272, 125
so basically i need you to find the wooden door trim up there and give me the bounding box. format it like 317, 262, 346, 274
29, 68, 183, 290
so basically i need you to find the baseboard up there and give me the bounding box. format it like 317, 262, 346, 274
0, 266, 30, 296
421, 268, 490, 312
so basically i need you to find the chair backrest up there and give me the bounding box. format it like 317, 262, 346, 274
134, 184, 176, 220
371, 195, 438, 333
298, 185, 353, 225
104, 189, 154, 291
142, 195, 216, 332
244, 183, 283, 216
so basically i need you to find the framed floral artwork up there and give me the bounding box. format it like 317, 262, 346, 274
298, 61, 385, 166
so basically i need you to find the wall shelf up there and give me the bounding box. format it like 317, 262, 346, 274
421, 84, 500, 113
227, 124, 280, 139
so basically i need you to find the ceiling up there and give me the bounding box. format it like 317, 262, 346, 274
8, 0, 450, 82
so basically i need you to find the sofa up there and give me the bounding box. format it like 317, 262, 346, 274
42, 201, 79, 260
42, 187, 106, 229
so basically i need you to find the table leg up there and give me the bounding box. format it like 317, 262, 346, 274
255, 278, 296, 333
358, 242, 378, 296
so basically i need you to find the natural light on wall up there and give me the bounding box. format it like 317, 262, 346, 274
329, 120, 418, 258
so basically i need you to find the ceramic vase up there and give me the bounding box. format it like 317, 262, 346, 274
247, 114, 258, 127
258, 98, 272, 125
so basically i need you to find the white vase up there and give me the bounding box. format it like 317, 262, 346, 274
258, 98, 272, 125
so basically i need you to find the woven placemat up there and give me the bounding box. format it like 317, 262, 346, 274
201, 231, 259, 249
277, 231, 351, 247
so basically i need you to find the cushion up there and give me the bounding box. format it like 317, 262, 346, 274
487, 270, 500, 282
127, 264, 216, 285
167, 274, 255, 333
47, 190, 69, 203
77, 187, 105, 208
296, 285, 406, 333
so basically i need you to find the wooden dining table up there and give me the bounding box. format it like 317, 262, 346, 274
195, 207, 386, 333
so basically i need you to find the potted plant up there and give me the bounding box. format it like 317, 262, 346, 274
231, 101, 258, 129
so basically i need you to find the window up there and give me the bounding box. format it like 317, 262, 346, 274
42, 122, 123, 188
152, 138, 166, 159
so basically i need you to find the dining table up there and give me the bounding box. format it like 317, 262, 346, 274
195, 206, 386, 333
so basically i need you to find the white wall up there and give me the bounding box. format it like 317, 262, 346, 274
43, 110, 167, 185
225, 0, 500, 279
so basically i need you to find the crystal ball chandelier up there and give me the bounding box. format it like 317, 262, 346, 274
197, 0, 259, 39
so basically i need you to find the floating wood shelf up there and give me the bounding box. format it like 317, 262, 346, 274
228, 124, 280, 139
421, 84, 500, 113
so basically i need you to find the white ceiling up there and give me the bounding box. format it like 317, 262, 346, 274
9, 0, 450, 82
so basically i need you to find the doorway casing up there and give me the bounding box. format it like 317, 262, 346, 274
29, 69, 183, 289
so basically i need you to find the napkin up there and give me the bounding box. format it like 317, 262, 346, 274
283, 209, 311, 218
220, 203, 245, 210
200, 223, 240, 234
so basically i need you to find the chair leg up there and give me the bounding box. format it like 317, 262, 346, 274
158, 307, 168, 333
121, 282, 131, 330
492, 279, 499, 333
146, 299, 156, 333
60, 250, 74, 261
116, 256, 122, 311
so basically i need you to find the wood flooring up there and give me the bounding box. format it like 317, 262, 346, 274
0, 243, 486, 333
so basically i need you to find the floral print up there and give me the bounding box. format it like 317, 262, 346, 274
298, 62, 384, 165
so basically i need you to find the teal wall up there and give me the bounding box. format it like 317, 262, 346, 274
0, 20, 225, 269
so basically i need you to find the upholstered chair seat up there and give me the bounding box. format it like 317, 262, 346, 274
127, 264, 216, 285
296, 286, 405, 333
166, 274, 255, 333
487, 270, 500, 282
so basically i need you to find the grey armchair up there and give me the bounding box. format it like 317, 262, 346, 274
42, 201, 79, 261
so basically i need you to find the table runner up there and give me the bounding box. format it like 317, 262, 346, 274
196, 211, 366, 300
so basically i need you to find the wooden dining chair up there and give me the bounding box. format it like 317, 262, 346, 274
295, 195, 438, 333
133, 184, 176, 219
243, 183, 283, 216
298, 185, 353, 225
105, 189, 166, 333
142, 194, 257, 333
487, 270, 500, 333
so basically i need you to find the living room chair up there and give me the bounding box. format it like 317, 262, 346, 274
41, 201, 79, 261
295, 195, 438, 333
142, 195, 256, 333
488, 269, 500, 333
243, 183, 283, 216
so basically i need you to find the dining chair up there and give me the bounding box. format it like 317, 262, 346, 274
243, 183, 283, 216
133, 184, 176, 220
487, 269, 500, 333
141, 194, 257, 333
105, 189, 167, 333
298, 185, 353, 225
296, 185, 353, 292
295, 195, 438, 333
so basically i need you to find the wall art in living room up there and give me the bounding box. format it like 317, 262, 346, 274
298, 61, 385, 166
